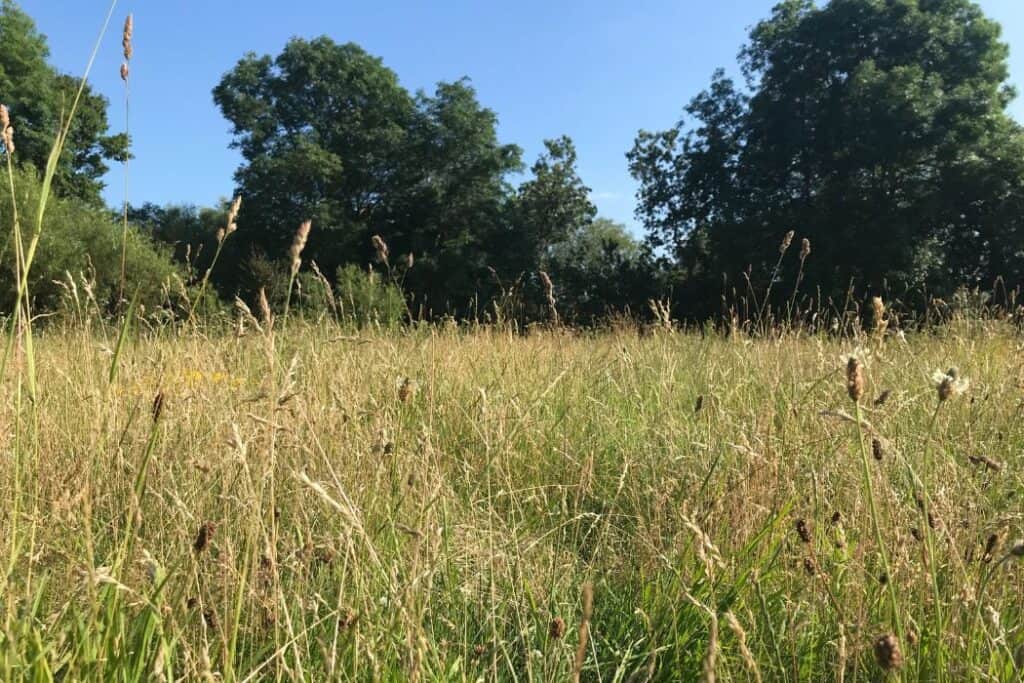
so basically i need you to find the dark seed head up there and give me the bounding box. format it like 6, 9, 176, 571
549, 616, 567, 640
151, 391, 165, 423
795, 518, 812, 544
983, 533, 999, 563
871, 438, 884, 461
193, 521, 215, 554
874, 633, 903, 671
874, 389, 891, 407
803, 557, 816, 576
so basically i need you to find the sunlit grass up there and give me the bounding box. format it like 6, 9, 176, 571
0, 320, 1021, 680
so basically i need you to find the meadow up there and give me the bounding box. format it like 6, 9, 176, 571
0, 314, 1022, 680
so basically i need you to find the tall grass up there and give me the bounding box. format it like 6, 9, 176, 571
1, 3, 1022, 680
0, 318, 1020, 679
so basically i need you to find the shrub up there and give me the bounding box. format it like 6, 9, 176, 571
335, 264, 406, 327
0, 166, 179, 314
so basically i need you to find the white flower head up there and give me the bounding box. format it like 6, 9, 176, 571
932, 367, 969, 402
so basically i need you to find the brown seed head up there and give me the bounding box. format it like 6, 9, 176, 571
549, 616, 567, 640
122, 15, 134, 60
795, 518, 812, 544
151, 390, 165, 423
983, 533, 1000, 563
0, 105, 9, 131
846, 357, 864, 403
193, 521, 215, 554
398, 377, 414, 403
874, 389, 891, 407
874, 634, 903, 671
871, 438, 884, 461
120, 62, 129, 82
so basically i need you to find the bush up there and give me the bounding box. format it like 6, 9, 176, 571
335, 264, 406, 327
0, 166, 180, 314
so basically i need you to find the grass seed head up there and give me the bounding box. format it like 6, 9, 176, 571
779, 230, 795, 254
371, 234, 389, 265
122, 15, 133, 60
871, 438, 884, 461
795, 518, 812, 544
194, 521, 215, 554
846, 357, 864, 403
800, 237, 811, 260
289, 220, 312, 276
873, 634, 903, 671
549, 616, 566, 640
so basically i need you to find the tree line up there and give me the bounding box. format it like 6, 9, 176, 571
2, 0, 1023, 326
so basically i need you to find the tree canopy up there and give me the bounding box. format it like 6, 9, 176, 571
213, 37, 601, 317
630, 0, 1024, 317
0, 0, 128, 204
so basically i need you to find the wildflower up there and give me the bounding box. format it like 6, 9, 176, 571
932, 368, 968, 402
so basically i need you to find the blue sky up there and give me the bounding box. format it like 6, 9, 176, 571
18, 0, 1024, 232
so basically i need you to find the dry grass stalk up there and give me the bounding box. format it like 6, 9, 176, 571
724, 611, 761, 683
571, 583, 593, 683
539, 270, 558, 325
257, 287, 273, 329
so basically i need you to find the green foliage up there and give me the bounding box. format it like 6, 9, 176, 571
213, 37, 607, 320
0, 1, 128, 205
546, 218, 661, 323
630, 0, 1024, 320
0, 166, 178, 313
334, 264, 406, 327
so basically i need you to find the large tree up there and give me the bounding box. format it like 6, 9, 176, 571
0, 1, 128, 204
213, 38, 524, 314
630, 0, 1024, 317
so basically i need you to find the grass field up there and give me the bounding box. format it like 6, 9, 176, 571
0, 317, 1021, 680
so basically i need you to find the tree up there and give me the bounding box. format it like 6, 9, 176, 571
546, 218, 661, 323
213, 38, 522, 315
501, 136, 596, 277
630, 0, 1024, 318
0, 1, 128, 204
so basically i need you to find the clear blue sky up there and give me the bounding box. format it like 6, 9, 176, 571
18, 0, 1024, 231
